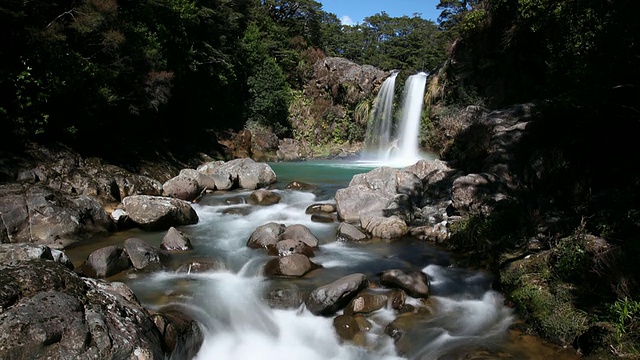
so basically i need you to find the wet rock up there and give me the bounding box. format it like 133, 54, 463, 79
81, 245, 131, 278
280, 224, 319, 248
361, 214, 408, 239
123, 237, 167, 271
344, 291, 388, 315
451, 173, 508, 215
0, 184, 115, 248
175, 258, 226, 274
224, 196, 245, 205
110, 208, 134, 229
247, 189, 281, 206
379, 269, 430, 298
403, 159, 453, 183
305, 203, 337, 214
179, 168, 217, 191
333, 315, 360, 340
197, 158, 277, 190
410, 222, 450, 243
0, 243, 73, 269
246, 222, 286, 249
263, 284, 305, 309
286, 181, 317, 191
0, 260, 164, 359
122, 195, 199, 231
268, 239, 315, 257
162, 174, 200, 201
311, 214, 337, 223
305, 273, 368, 316
161, 227, 193, 251
152, 306, 203, 359
222, 207, 254, 216
387, 289, 408, 310
336, 222, 368, 242
264, 254, 318, 278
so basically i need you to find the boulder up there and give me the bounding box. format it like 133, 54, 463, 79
264, 254, 318, 278
247, 189, 281, 206
285, 181, 317, 191
410, 222, 450, 243
305, 203, 337, 215
81, 245, 131, 278
379, 269, 430, 298
246, 222, 285, 249
162, 174, 200, 201
175, 258, 226, 274
335, 185, 391, 223
197, 158, 277, 190
179, 169, 217, 191
0, 243, 73, 269
280, 224, 319, 248
0, 184, 115, 248
305, 273, 368, 316
0, 260, 164, 359
122, 195, 199, 230
333, 315, 360, 341
123, 238, 167, 271
152, 306, 204, 360
310, 213, 337, 223
360, 214, 409, 239
268, 239, 315, 257
336, 222, 368, 242
344, 292, 388, 315
161, 227, 193, 251
110, 208, 134, 229
277, 138, 306, 161
451, 173, 509, 215
263, 283, 305, 309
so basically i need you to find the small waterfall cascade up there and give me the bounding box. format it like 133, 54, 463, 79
364, 73, 397, 156
395, 72, 428, 163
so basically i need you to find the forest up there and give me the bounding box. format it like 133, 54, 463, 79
1, 0, 639, 357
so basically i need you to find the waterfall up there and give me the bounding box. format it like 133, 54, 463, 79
395, 72, 428, 163
364, 73, 397, 157
361, 72, 430, 166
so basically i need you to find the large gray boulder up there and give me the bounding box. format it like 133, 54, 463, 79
161, 227, 193, 251
197, 158, 277, 190
0, 260, 165, 359
336, 222, 368, 242
264, 254, 318, 278
379, 269, 430, 298
162, 174, 200, 201
123, 238, 167, 271
305, 273, 368, 316
361, 214, 409, 239
246, 222, 286, 249
0, 184, 115, 248
280, 224, 319, 248
81, 245, 131, 278
122, 195, 199, 230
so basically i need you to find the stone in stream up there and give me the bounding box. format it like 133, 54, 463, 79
175, 258, 226, 274
267, 239, 315, 258
305, 273, 368, 316
263, 254, 319, 278
360, 213, 409, 239
379, 269, 430, 298
247, 189, 281, 206
305, 203, 337, 214
344, 291, 388, 315
81, 245, 131, 278
122, 195, 199, 231
246, 222, 286, 249
197, 158, 277, 190
161, 227, 193, 251
285, 181, 317, 191
280, 224, 319, 248
310, 213, 337, 223
162, 174, 200, 201
152, 305, 204, 360
123, 237, 168, 271
336, 222, 368, 242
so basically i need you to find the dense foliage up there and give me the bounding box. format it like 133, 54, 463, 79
0, 0, 446, 154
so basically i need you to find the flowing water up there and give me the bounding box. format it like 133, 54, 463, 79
67, 161, 579, 360
365, 73, 397, 156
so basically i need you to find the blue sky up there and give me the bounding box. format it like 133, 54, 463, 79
318, 0, 441, 25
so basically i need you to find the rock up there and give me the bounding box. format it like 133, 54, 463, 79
222, 207, 254, 216
161, 227, 193, 251
280, 224, 319, 248
387, 289, 408, 310
175, 258, 226, 273
81, 245, 131, 278
335, 185, 391, 223
110, 208, 134, 229
277, 138, 306, 161
0, 184, 115, 248
122, 195, 199, 230
451, 173, 508, 215
311, 213, 337, 223
410, 222, 450, 243
336, 222, 368, 242
263, 284, 305, 309
305, 273, 368, 316
224, 196, 245, 205
197, 158, 277, 190
333, 315, 360, 340
305, 203, 337, 214
152, 306, 203, 359
0, 243, 73, 269
246, 222, 285, 249
162, 174, 200, 201
286, 181, 317, 191
379, 269, 430, 298
123, 238, 167, 271
179, 168, 217, 191
264, 254, 318, 278
344, 292, 388, 315
404, 159, 453, 183
361, 214, 409, 239
247, 189, 281, 206
0, 260, 164, 359
268, 239, 315, 257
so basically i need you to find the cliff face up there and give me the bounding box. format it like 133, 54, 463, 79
289, 57, 389, 155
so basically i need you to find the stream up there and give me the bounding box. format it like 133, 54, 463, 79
67, 160, 579, 359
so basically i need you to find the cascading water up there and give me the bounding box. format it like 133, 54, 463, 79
362, 72, 429, 166
395, 72, 428, 164
364, 72, 397, 156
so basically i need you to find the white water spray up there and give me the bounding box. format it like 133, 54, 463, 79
395, 72, 428, 164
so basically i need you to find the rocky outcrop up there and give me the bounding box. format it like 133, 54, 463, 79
122, 195, 199, 230
0, 184, 115, 248
280, 224, 319, 248
0, 260, 165, 359
0, 243, 73, 269
123, 237, 167, 271
276, 138, 308, 161
152, 306, 204, 360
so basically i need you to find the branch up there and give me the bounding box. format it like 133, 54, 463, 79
47, 10, 77, 28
